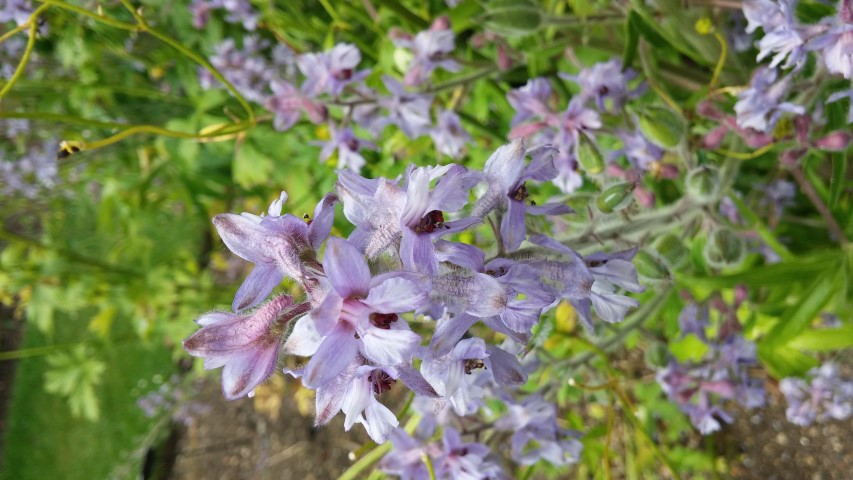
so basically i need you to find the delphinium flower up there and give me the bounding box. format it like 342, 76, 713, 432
734, 67, 804, 133
754, 0, 810, 69
507, 78, 553, 128
212, 191, 338, 311
314, 124, 376, 171
264, 79, 328, 131
527, 235, 643, 330
137, 376, 212, 427
0, 0, 31, 26
472, 139, 574, 252
190, 0, 258, 30
335, 164, 480, 275
392, 17, 460, 87
808, 0, 853, 79
200, 37, 277, 102
298, 43, 369, 97
429, 109, 470, 159
656, 302, 765, 434
183, 294, 311, 399
376, 76, 434, 138
494, 394, 583, 466
780, 362, 853, 426
562, 59, 642, 113
0, 141, 59, 199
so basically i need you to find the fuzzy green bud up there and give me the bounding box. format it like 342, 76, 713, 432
634, 250, 670, 280
637, 106, 685, 149
685, 165, 720, 204
576, 132, 604, 174
482, 0, 544, 37
703, 228, 744, 268
652, 233, 688, 270
644, 342, 670, 368
596, 182, 635, 213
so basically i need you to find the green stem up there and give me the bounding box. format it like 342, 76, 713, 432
422, 453, 437, 480
336, 443, 392, 480
426, 65, 500, 94
0, 21, 28, 45
0, 111, 128, 130
80, 121, 254, 151
0, 4, 48, 101
36, 0, 138, 29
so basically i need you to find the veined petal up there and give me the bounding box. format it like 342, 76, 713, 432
435, 217, 481, 236
428, 165, 480, 213
323, 237, 371, 298
364, 273, 430, 313
362, 402, 399, 444
484, 345, 526, 386
430, 314, 479, 356
520, 144, 560, 182
196, 311, 240, 326
213, 213, 276, 264
342, 372, 374, 430
484, 140, 526, 189
434, 240, 485, 272
359, 326, 421, 366
400, 229, 438, 276
312, 291, 343, 335
303, 322, 359, 388
314, 357, 361, 426
221, 344, 280, 400
501, 199, 528, 252
401, 167, 432, 227
591, 288, 638, 324
308, 193, 338, 250
283, 314, 323, 357
232, 263, 284, 313
396, 364, 439, 397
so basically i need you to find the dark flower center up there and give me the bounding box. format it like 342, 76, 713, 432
414, 210, 445, 233
345, 138, 359, 151
369, 312, 399, 330
368, 370, 396, 395
464, 358, 485, 374
485, 266, 507, 278
509, 183, 529, 202
334, 68, 353, 81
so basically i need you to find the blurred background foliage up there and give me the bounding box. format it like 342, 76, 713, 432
1, 0, 852, 479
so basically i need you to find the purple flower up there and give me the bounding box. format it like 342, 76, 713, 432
0, 0, 32, 26
213, 191, 337, 312
336, 164, 480, 275
616, 129, 664, 172
472, 140, 573, 251
378, 76, 434, 138
434, 428, 504, 480
183, 294, 310, 399
301, 237, 428, 388
754, 0, 810, 69
201, 37, 274, 103
430, 109, 471, 159
394, 21, 460, 87
809, 1, 853, 78
742, 0, 787, 34
494, 395, 584, 466
314, 124, 376, 172
563, 59, 641, 112
380, 429, 434, 479
735, 67, 804, 133
780, 362, 853, 426
507, 78, 553, 126
298, 43, 369, 97
265, 79, 328, 131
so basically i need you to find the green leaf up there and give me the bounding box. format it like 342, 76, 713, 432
829, 152, 846, 209
787, 326, 853, 352
622, 12, 640, 70
233, 141, 274, 189
758, 343, 818, 378
669, 334, 708, 363
763, 268, 840, 346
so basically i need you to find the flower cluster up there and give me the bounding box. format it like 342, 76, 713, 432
183, 139, 642, 463
656, 302, 765, 434
780, 362, 853, 426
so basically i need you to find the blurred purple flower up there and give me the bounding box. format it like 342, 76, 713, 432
507, 78, 553, 126
314, 124, 376, 172
563, 59, 641, 112
394, 19, 460, 87
0, 0, 31, 26
378, 76, 434, 138
808, 1, 853, 78
494, 395, 584, 466
183, 294, 310, 399
265, 79, 328, 131
735, 67, 804, 132
430, 109, 470, 159
298, 43, 369, 97
781, 362, 853, 426
434, 428, 504, 479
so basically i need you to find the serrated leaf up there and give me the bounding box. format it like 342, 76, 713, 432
233, 141, 274, 188
88, 305, 116, 338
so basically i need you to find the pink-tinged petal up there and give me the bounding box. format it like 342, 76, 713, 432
362, 402, 399, 444
314, 358, 360, 426
508, 121, 548, 140
434, 240, 485, 272
311, 291, 343, 335
323, 237, 371, 298
283, 314, 323, 357
196, 312, 240, 326
363, 273, 430, 313
501, 199, 528, 251
396, 364, 439, 397
701, 380, 737, 399
213, 213, 276, 264
400, 229, 438, 276
221, 344, 280, 400
527, 202, 574, 216
430, 314, 478, 356
484, 140, 526, 189
232, 263, 284, 313
308, 193, 338, 250
484, 345, 526, 386
303, 323, 359, 388
359, 327, 421, 366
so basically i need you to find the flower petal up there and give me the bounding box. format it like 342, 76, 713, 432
364, 272, 430, 313
429, 313, 478, 356
400, 229, 438, 276
359, 326, 421, 366
303, 322, 359, 388
308, 193, 339, 250
283, 314, 324, 357
213, 213, 276, 264
232, 263, 284, 313
221, 344, 280, 400
323, 237, 371, 298
501, 199, 527, 251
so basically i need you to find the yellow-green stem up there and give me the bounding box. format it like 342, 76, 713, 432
0, 4, 49, 101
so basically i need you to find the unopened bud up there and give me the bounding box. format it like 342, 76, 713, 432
431, 16, 451, 31
814, 131, 852, 151
703, 228, 744, 269
637, 106, 685, 149
635, 250, 669, 280
576, 132, 604, 175
703, 125, 728, 149
483, 0, 544, 38
653, 233, 688, 270
685, 165, 720, 204
596, 182, 635, 213
497, 43, 512, 71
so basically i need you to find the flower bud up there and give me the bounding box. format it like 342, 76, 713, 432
814, 131, 852, 151
652, 233, 688, 270
685, 165, 720, 204
576, 132, 604, 175
635, 250, 670, 280
483, 0, 544, 38
637, 106, 684, 148
703, 228, 744, 269
596, 182, 635, 213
